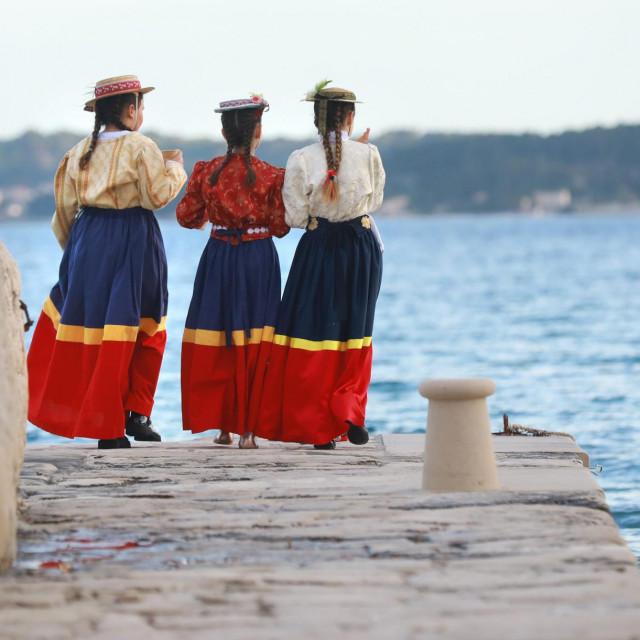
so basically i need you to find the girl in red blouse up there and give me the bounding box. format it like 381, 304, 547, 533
176, 95, 289, 448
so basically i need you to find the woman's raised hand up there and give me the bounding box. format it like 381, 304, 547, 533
355, 128, 371, 144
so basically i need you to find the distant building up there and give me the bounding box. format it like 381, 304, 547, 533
0, 183, 53, 221
520, 189, 572, 213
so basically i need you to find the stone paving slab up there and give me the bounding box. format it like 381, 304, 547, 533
1, 434, 639, 639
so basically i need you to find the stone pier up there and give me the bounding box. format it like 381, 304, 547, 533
0, 240, 27, 572
0, 434, 639, 639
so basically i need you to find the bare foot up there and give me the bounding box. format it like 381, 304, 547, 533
238, 432, 258, 449
214, 431, 233, 445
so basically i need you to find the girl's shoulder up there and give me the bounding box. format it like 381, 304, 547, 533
341, 141, 383, 168
294, 141, 324, 156
286, 142, 323, 166
187, 155, 231, 177
66, 136, 91, 158
345, 139, 380, 156
125, 131, 160, 150
187, 160, 209, 177
253, 155, 285, 177
205, 154, 242, 170
98, 131, 162, 160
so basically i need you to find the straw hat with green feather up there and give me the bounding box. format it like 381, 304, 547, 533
303, 80, 361, 135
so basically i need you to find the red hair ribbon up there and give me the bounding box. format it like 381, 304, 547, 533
325, 169, 337, 183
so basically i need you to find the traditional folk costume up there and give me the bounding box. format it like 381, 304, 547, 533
27, 76, 187, 443
176, 96, 289, 438
256, 86, 385, 447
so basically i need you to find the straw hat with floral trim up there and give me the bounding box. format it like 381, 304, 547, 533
303, 80, 362, 134
214, 93, 270, 118
84, 75, 155, 112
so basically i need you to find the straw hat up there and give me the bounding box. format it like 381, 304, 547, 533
303, 80, 361, 134
214, 93, 270, 114
303, 81, 361, 104
84, 75, 155, 112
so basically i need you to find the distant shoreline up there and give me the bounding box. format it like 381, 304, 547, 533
3, 124, 640, 219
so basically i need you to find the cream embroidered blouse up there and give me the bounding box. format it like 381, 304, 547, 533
282, 139, 385, 229
51, 130, 187, 248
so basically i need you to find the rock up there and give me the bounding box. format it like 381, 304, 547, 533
0, 239, 27, 571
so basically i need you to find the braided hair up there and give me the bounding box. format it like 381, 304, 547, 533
314, 100, 355, 202
209, 108, 262, 188
79, 92, 141, 170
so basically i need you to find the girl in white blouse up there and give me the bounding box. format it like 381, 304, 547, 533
256, 82, 385, 450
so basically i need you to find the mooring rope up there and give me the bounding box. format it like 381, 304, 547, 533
498, 413, 576, 441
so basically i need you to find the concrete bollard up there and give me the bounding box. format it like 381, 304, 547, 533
419, 378, 499, 492
0, 239, 27, 571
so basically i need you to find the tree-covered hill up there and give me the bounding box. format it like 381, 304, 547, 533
376, 126, 640, 213
1, 125, 639, 219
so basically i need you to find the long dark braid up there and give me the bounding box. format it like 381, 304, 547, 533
79, 92, 141, 170
209, 108, 261, 188
209, 113, 236, 188
242, 116, 257, 187
79, 115, 102, 170
314, 101, 354, 202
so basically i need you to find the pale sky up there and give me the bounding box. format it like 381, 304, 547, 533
1, 0, 639, 141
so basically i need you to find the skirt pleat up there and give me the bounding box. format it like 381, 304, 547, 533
181, 236, 281, 434
27, 207, 168, 440
256, 216, 382, 445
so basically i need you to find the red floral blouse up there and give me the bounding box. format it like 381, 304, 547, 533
176, 154, 289, 240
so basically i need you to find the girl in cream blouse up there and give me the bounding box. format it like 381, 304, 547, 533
28, 75, 186, 450
52, 128, 185, 248
256, 82, 385, 450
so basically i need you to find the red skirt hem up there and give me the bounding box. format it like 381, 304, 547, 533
255, 344, 373, 445
28, 312, 165, 440
181, 338, 273, 435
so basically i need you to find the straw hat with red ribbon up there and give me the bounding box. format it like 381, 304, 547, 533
84, 75, 155, 112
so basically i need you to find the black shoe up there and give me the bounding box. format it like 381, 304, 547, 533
98, 436, 131, 449
346, 420, 369, 445
125, 412, 162, 442
314, 440, 336, 450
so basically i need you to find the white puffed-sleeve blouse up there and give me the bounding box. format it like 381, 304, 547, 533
282, 137, 385, 229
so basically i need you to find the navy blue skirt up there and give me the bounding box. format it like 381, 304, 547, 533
181, 236, 282, 434
184, 236, 281, 342
256, 215, 383, 445
276, 216, 382, 342
28, 206, 168, 440
54, 207, 168, 327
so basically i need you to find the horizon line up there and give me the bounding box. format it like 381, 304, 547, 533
1, 121, 640, 145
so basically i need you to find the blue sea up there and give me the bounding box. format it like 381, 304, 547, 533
2, 213, 639, 558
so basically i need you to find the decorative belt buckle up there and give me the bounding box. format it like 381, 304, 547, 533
361, 215, 371, 229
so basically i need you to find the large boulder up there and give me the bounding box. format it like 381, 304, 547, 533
0, 239, 27, 571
